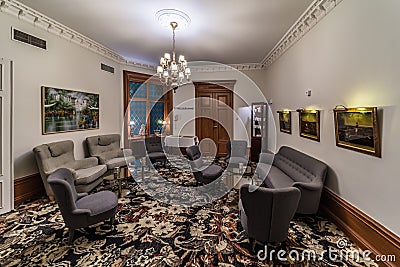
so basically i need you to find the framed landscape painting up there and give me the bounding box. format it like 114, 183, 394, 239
278, 110, 292, 134
42, 86, 99, 134
298, 110, 320, 141
334, 107, 380, 157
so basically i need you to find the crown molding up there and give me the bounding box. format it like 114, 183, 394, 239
261, 0, 343, 67
189, 63, 265, 73
1, 0, 343, 72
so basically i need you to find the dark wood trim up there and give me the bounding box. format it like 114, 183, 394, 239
14, 173, 45, 206
320, 187, 400, 267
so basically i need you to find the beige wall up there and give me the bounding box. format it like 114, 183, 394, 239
263, 0, 400, 236
0, 13, 123, 179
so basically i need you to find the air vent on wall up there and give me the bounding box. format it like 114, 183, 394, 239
12, 28, 47, 50
101, 63, 114, 74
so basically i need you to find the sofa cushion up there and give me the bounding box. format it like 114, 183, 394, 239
98, 136, 112, 146
76, 190, 117, 216
265, 166, 294, 188
202, 164, 223, 180
75, 165, 107, 185
48, 142, 69, 157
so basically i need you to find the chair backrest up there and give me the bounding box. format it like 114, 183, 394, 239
130, 139, 147, 158
47, 168, 79, 227
241, 185, 300, 243
33, 140, 76, 196
227, 140, 248, 157
145, 136, 163, 153
268, 187, 301, 242
273, 146, 328, 183
186, 145, 204, 170
33, 140, 76, 173
86, 134, 121, 156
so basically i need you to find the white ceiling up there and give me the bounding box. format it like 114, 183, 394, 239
17, 0, 314, 65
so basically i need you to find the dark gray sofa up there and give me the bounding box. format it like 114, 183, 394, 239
256, 146, 328, 214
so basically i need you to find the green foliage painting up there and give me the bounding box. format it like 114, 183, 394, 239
42, 86, 99, 134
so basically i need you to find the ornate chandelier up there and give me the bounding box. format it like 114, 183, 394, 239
156, 10, 191, 93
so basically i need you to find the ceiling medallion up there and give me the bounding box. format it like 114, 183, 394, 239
156, 9, 191, 93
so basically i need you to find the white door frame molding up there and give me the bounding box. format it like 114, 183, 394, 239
0, 58, 14, 214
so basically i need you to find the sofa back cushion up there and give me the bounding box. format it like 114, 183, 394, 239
273, 146, 327, 183
86, 134, 121, 156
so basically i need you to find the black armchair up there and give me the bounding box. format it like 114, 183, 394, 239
48, 168, 118, 245
239, 185, 300, 251
145, 136, 167, 166
186, 145, 223, 184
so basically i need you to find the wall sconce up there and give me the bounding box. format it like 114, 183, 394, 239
333, 105, 348, 111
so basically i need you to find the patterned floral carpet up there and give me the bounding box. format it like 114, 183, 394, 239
0, 157, 377, 266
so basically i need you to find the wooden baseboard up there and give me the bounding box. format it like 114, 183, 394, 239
320, 187, 399, 267
14, 173, 46, 206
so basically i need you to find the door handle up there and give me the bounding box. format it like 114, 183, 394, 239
213, 125, 218, 128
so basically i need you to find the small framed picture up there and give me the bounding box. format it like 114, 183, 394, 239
277, 111, 292, 134
334, 107, 381, 157
298, 110, 320, 141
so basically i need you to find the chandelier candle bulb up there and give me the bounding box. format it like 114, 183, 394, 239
156, 10, 191, 93
164, 53, 171, 61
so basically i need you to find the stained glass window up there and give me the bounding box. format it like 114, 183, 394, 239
129, 100, 147, 135
149, 101, 164, 134
127, 79, 166, 136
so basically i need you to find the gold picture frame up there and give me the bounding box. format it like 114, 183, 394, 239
277, 110, 292, 134
42, 86, 99, 134
298, 110, 320, 141
334, 107, 381, 157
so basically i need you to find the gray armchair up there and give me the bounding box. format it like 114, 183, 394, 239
186, 145, 223, 184
33, 140, 107, 199
86, 134, 134, 170
225, 140, 248, 166
239, 185, 300, 251
48, 168, 118, 245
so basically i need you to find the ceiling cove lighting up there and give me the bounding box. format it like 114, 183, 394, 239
156, 9, 191, 93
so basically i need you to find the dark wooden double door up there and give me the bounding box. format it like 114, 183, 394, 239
194, 82, 234, 157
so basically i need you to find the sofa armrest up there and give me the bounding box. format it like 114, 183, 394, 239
73, 157, 99, 170
259, 152, 274, 164
96, 150, 124, 164
123, 148, 132, 157
292, 181, 322, 191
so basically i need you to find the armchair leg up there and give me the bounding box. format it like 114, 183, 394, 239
68, 229, 75, 245
110, 215, 115, 226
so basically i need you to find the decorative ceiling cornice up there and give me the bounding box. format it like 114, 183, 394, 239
0, 0, 159, 71
261, 0, 343, 67
1, 0, 343, 72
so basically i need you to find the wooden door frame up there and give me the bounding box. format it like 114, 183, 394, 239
194, 80, 235, 156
